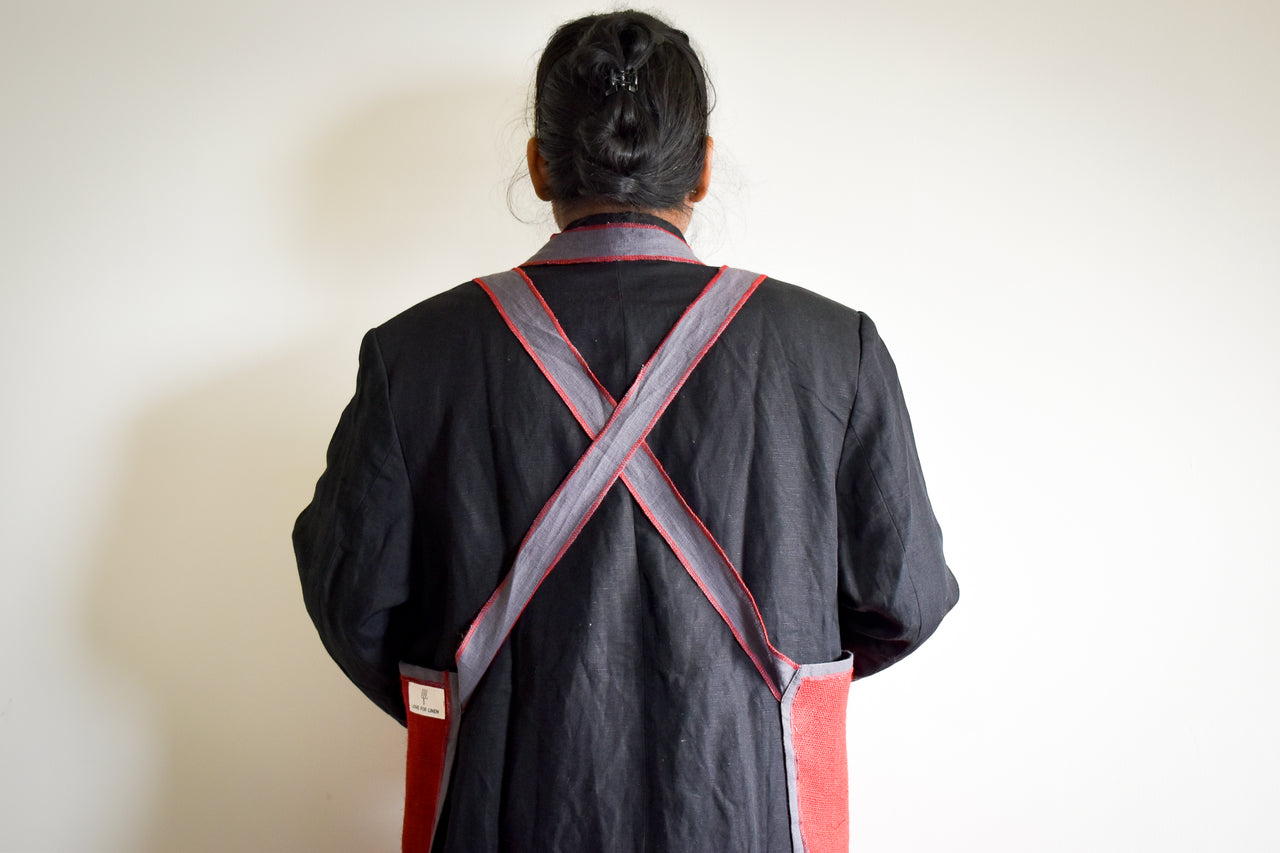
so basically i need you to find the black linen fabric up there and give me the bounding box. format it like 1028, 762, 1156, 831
294, 213, 958, 852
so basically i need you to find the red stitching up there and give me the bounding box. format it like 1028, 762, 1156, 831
642, 446, 798, 672
464, 277, 602, 655
469, 269, 793, 687
524, 254, 702, 266
465, 276, 643, 665
515, 271, 786, 684
522, 266, 788, 686
518, 269, 615, 403
456, 422, 608, 660
552, 221, 689, 242
619, 270, 755, 480
623, 469, 783, 701
519, 271, 791, 681
472, 436, 642, 665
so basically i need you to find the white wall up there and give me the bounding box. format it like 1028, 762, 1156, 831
2, 1, 1276, 850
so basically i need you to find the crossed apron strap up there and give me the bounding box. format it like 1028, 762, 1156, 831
457, 252, 798, 709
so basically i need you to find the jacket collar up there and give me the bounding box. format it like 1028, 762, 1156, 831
562, 211, 686, 238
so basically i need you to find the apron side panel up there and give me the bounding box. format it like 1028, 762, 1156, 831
399, 665, 461, 853
781, 653, 855, 852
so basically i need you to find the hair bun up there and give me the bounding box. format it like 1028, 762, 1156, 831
533, 11, 710, 211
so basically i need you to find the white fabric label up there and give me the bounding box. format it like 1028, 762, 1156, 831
407, 683, 447, 719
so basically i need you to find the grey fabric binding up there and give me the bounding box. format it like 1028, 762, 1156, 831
459, 259, 789, 708
523, 223, 701, 266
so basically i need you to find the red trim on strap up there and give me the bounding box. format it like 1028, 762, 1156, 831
472, 277, 596, 436
516, 268, 615, 403
641, 446, 799, 672
507, 272, 792, 673
467, 267, 794, 693
552, 221, 689, 242
459, 278, 597, 658
524, 254, 702, 266
622, 466, 784, 700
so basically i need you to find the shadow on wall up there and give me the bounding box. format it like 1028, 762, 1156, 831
85, 82, 528, 851
87, 346, 406, 853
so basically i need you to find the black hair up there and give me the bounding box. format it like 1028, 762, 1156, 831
533, 10, 711, 212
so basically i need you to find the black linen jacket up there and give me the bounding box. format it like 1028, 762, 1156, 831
294, 213, 958, 852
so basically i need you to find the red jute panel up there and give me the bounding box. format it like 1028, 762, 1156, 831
400, 672, 454, 853
791, 670, 854, 852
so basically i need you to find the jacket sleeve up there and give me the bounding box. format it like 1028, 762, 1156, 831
836, 313, 959, 678
293, 329, 413, 722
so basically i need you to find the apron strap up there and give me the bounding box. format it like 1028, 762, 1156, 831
522, 221, 702, 266
458, 264, 796, 709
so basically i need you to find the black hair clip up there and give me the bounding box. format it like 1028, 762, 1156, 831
604, 68, 639, 96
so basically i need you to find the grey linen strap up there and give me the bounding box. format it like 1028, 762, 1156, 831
458, 264, 795, 709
